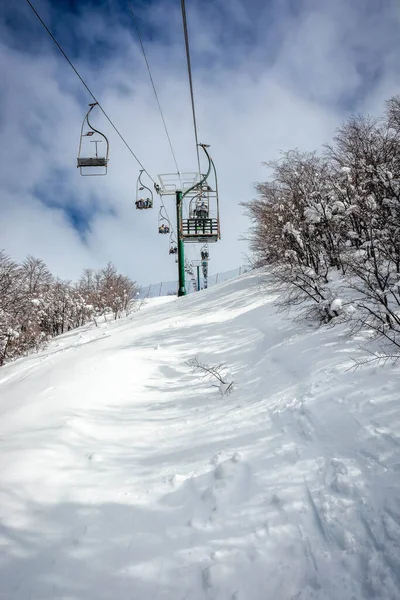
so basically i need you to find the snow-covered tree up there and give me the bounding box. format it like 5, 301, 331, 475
77, 263, 138, 321
0, 252, 138, 366
326, 109, 400, 346
0, 251, 24, 365
242, 150, 346, 321
244, 95, 400, 343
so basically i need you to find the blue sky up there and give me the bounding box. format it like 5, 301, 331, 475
1, 0, 400, 286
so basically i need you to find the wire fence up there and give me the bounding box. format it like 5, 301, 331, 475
137, 266, 250, 299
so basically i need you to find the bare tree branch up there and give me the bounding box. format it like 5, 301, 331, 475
186, 356, 234, 395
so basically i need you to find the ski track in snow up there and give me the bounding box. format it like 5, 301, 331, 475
0, 275, 399, 599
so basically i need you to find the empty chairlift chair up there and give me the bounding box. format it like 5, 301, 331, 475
77, 103, 109, 176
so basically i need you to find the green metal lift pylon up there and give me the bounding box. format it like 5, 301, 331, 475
176, 190, 186, 296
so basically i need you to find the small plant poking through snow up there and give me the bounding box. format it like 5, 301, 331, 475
349, 346, 400, 370
186, 356, 234, 395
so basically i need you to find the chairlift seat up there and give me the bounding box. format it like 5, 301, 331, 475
77, 157, 108, 168
181, 218, 219, 243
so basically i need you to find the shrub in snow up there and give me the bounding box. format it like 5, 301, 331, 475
186, 356, 234, 395
350, 346, 400, 369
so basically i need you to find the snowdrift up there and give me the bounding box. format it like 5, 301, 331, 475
0, 272, 400, 600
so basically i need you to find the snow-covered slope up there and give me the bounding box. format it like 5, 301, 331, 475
1, 272, 400, 600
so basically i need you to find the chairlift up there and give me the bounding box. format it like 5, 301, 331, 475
135, 170, 153, 210
180, 144, 220, 243
200, 243, 209, 261
158, 206, 170, 234
77, 102, 109, 176
169, 234, 178, 255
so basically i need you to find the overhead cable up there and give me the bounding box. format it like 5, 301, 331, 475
129, 4, 181, 177
180, 0, 201, 175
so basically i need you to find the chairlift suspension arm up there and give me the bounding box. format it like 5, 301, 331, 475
181, 144, 212, 202
85, 104, 110, 160
138, 169, 154, 201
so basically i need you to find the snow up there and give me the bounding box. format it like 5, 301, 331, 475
365, 195, 377, 211
1, 271, 400, 600
304, 207, 321, 224
330, 298, 343, 313
283, 222, 304, 248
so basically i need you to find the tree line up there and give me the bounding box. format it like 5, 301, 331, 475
0, 253, 138, 366
243, 96, 400, 355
